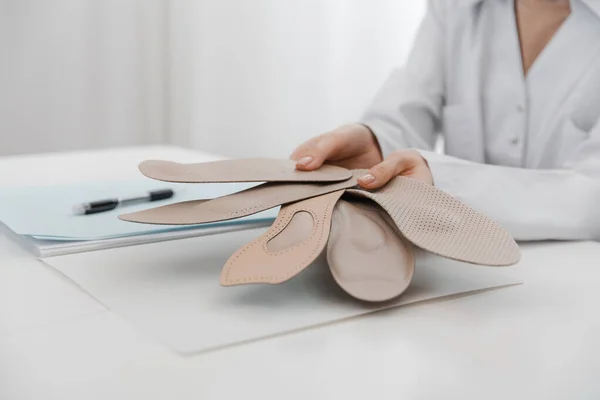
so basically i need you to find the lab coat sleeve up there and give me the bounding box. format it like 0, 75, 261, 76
417, 122, 600, 241
360, 0, 446, 157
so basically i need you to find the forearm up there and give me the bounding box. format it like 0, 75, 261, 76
419, 151, 600, 241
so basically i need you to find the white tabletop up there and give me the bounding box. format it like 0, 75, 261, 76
1, 146, 599, 400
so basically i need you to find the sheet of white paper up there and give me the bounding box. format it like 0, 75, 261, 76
43, 229, 521, 354
0, 179, 275, 240
0, 233, 105, 335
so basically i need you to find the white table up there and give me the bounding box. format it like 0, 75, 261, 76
1, 146, 599, 400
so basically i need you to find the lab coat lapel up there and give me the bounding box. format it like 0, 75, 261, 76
527, 3, 600, 167
581, 0, 600, 19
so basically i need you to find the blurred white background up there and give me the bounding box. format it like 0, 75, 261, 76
0, 0, 426, 158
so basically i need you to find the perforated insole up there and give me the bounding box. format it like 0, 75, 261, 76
327, 198, 414, 302
346, 172, 520, 266
123, 159, 519, 269
119, 177, 357, 225
139, 159, 353, 183
220, 190, 346, 285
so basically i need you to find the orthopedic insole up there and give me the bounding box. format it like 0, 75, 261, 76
121, 158, 521, 302
220, 190, 345, 286
345, 172, 520, 266
119, 176, 358, 225
327, 198, 415, 302
139, 159, 353, 183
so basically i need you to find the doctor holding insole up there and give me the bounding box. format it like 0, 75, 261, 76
291, 0, 600, 241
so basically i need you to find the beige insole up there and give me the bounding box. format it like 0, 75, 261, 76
220, 190, 346, 286
120, 157, 520, 303
139, 159, 353, 183
346, 172, 520, 266
327, 198, 414, 302
119, 176, 357, 225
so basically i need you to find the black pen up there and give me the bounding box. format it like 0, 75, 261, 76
73, 189, 174, 215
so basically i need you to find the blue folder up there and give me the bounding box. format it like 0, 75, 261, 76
0, 179, 278, 241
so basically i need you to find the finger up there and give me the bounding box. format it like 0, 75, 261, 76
290, 139, 317, 164
290, 141, 321, 171
358, 152, 414, 189
292, 133, 343, 171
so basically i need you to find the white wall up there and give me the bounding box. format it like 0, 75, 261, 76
176, 0, 426, 158
0, 0, 426, 158
0, 0, 167, 156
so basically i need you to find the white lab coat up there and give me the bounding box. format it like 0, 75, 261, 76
361, 0, 600, 241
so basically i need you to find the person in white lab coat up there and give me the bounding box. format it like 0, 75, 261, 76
291, 0, 600, 241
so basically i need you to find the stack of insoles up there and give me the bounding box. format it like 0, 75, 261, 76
120, 158, 521, 302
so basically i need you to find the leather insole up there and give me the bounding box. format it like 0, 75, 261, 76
139, 159, 353, 183
346, 171, 520, 266
119, 176, 357, 225
220, 190, 345, 286
327, 198, 414, 302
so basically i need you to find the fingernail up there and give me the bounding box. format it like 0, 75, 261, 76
297, 156, 313, 166
359, 174, 375, 184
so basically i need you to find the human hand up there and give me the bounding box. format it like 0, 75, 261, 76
290, 124, 433, 189
290, 123, 384, 171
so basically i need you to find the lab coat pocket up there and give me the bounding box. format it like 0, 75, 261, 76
442, 104, 482, 162
556, 118, 591, 164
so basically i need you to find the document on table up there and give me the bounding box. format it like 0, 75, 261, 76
43, 229, 522, 354
0, 179, 278, 256
0, 179, 275, 240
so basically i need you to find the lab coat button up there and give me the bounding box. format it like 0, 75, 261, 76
516, 104, 525, 112
511, 137, 519, 145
